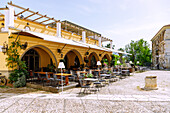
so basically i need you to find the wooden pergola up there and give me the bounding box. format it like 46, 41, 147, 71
7, 1, 59, 26
61, 20, 112, 41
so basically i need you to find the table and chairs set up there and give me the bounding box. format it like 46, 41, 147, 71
77, 69, 121, 94
27, 67, 131, 93
27, 71, 74, 89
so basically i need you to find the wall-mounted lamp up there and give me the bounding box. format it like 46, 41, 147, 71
85, 52, 89, 55
21, 42, 28, 50
1, 41, 8, 54
61, 53, 63, 58
57, 49, 61, 53
99, 51, 105, 57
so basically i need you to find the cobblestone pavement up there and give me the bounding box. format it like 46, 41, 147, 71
0, 70, 170, 113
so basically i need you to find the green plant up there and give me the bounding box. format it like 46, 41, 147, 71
6, 36, 28, 87
107, 71, 111, 74
47, 63, 56, 72
13, 74, 26, 88
85, 73, 93, 78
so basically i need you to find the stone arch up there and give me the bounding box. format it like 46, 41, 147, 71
21, 45, 57, 70
102, 54, 111, 66
64, 49, 83, 70
88, 52, 99, 68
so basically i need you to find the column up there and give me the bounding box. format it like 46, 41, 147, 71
98, 36, 102, 47
4, 6, 14, 31
8, 6, 14, 27
56, 22, 61, 38
4, 9, 9, 31
82, 31, 86, 43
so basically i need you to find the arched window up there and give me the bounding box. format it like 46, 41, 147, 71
74, 56, 80, 67
22, 49, 39, 71
91, 55, 97, 68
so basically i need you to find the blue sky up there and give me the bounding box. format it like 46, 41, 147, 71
1, 0, 170, 50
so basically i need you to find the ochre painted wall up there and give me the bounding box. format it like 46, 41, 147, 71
0, 33, 9, 70
13, 18, 99, 46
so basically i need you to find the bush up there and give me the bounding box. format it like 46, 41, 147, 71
13, 75, 26, 88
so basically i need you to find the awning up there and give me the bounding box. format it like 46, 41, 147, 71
13, 30, 111, 52
74, 41, 110, 52
12, 30, 131, 55
13, 30, 88, 48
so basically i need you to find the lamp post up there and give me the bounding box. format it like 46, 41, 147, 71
97, 61, 101, 70
58, 62, 65, 93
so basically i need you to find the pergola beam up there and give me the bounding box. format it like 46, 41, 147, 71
40, 18, 53, 24
32, 15, 46, 22
46, 21, 56, 25
15, 8, 29, 16
24, 12, 38, 19
0, 8, 8, 10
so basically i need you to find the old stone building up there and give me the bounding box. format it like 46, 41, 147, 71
151, 25, 170, 69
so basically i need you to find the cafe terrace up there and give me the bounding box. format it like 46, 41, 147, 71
0, 2, 120, 78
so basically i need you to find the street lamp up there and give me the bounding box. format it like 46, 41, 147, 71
97, 61, 101, 70
58, 62, 65, 93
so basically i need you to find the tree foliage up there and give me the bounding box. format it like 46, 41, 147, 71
105, 43, 115, 49
125, 39, 151, 66
118, 48, 124, 52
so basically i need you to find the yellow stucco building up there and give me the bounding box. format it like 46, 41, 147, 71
0, 2, 114, 77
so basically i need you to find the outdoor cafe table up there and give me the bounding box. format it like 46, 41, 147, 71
55, 73, 72, 86
91, 70, 101, 77
34, 72, 53, 81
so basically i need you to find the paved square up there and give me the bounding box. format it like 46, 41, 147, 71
0, 70, 170, 112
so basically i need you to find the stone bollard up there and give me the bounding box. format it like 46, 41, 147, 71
144, 76, 158, 90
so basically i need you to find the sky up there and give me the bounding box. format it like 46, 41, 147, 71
1, 0, 170, 50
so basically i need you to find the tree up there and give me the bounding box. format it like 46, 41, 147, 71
118, 48, 124, 52
105, 43, 115, 49
125, 39, 151, 66
6, 36, 28, 87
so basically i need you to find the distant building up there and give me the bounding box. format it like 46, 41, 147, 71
151, 25, 170, 69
